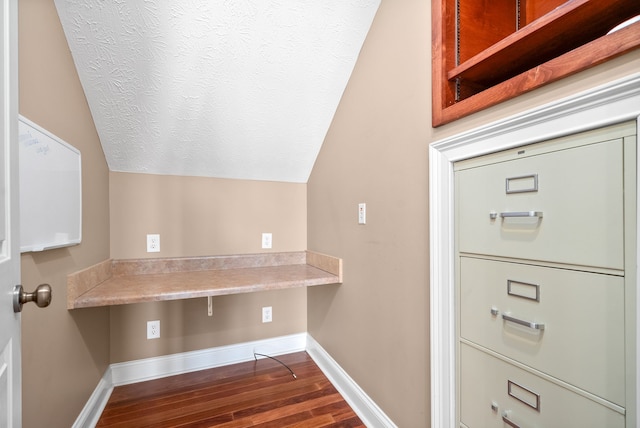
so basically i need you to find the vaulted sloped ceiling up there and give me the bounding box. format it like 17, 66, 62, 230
54, 0, 380, 183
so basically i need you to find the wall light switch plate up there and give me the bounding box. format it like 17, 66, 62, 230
358, 203, 366, 225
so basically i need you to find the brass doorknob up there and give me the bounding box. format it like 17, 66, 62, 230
13, 284, 52, 313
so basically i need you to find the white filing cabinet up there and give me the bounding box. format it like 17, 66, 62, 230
454, 121, 637, 428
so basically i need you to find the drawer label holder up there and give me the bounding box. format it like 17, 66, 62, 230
507, 279, 540, 302
508, 380, 541, 411
505, 174, 538, 194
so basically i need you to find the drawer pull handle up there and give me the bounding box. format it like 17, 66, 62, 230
501, 412, 521, 428
502, 313, 545, 331
490, 211, 544, 219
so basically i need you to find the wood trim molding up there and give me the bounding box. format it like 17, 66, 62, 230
435, 21, 640, 126
429, 73, 640, 427
432, 4, 640, 127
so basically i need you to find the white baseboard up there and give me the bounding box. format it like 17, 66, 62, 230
306, 334, 398, 428
109, 333, 307, 386
72, 369, 113, 428
74, 332, 395, 428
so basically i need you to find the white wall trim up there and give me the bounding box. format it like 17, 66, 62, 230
429, 72, 640, 428
306, 334, 398, 428
72, 368, 113, 428
109, 333, 307, 386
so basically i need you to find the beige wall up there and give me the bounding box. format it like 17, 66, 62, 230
307, 0, 640, 427
109, 173, 307, 259
108, 172, 307, 362
308, 1, 432, 425
18, 0, 111, 427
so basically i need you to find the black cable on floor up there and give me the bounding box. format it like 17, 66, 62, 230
253, 352, 297, 379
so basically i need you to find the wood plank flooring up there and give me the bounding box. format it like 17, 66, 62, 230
97, 351, 365, 427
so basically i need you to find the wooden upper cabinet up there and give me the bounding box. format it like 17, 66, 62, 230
432, 0, 640, 126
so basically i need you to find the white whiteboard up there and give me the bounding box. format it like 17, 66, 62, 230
19, 115, 82, 252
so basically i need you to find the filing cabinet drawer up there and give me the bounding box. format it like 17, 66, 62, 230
460, 343, 625, 428
456, 139, 624, 270
460, 257, 625, 405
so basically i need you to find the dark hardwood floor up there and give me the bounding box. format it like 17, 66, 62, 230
96, 351, 365, 427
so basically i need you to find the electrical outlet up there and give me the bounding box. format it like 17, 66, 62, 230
147, 320, 160, 339
261, 233, 272, 249
147, 234, 160, 252
262, 306, 272, 323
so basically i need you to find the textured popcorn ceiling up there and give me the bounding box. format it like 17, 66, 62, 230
54, 0, 380, 183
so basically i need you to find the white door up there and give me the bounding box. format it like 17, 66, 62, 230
0, 0, 20, 426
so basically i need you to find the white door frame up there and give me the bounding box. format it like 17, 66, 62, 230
429, 73, 640, 428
